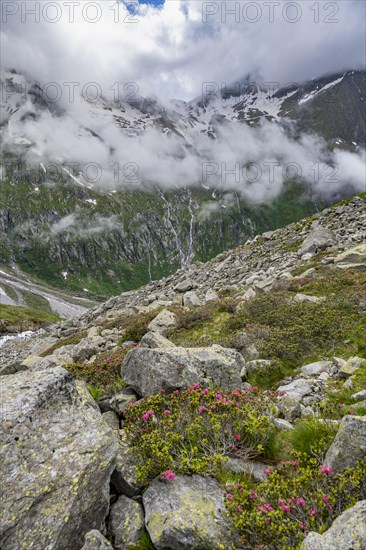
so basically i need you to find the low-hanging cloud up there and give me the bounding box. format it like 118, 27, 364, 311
0, 0, 365, 205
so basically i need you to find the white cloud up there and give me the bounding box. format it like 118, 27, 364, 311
1, 0, 364, 101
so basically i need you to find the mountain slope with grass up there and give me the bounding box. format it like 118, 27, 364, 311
1, 68, 365, 301
1, 194, 365, 549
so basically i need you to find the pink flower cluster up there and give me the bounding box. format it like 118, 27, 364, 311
141, 410, 154, 421
319, 465, 334, 475
160, 469, 176, 481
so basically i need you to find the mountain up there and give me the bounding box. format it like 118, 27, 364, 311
1, 194, 365, 549
0, 68, 365, 301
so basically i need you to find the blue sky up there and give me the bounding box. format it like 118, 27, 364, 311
139, 0, 165, 6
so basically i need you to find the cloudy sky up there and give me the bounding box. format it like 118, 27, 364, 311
1, 0, 365, 201
1, 0, 365, 101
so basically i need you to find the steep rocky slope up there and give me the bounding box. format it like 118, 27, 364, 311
1, 195, 365, 549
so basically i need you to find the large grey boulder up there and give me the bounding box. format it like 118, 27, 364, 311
298, 227, 336, 255
140, 331, 176, 349
121, 345, 245, 396
300, 361, 332, 377
0, 367, 117, 550
81, 530, 113, 550
324, 415, 366, 472
277, 378, 316, 401
147, 309, 178, 336
143, 475, 239, 549
108, 495, 145, 549
300, 500, 366, 550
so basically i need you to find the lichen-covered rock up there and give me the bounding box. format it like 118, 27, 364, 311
278, 379, 316, 401
300, 500, 366, 550
140, 331, 176, 349
121, 345, 245, 396
143, 475, 239, 549
111, 430, 144, 497
108, 495, 145, 549
324, 415, 366, 472
81, 530, 113, 550
277, 396, 301, 422
147, 309, 178, 336
338, 356, 366, 378
0, 367, 117, 550
110, 388, 138, 415
334, 243, 366, 266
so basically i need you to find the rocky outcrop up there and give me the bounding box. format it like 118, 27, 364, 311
0, 367, 117, 550
143, 475, 239, 549
324, 415, 366, 472
121, 345, 245, 396
300, 500, 366, 550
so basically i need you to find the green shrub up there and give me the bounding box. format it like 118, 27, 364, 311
289, 419, 337, 462
66, 345, 134, 398
124, 385, 279, 484
226, 460, 366, 549
224, 289, 363, 363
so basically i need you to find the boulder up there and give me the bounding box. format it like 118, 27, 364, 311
273, 418, 294, 431
324, 415, 366, 472
140, 331, 176, 349
294, 294, 325, 304
0, 367, 117, 550
222, 458, 268, 481
245, 359, 271, 373
183, 291, 202, 308
147, 309, 178, 336
300, 500, 366, 550
121, 345, 245, 396
352, 389, 366, 400
205, 288, 219, 302
143, 475, 239, 549
110, 388, 138, 416
277, 378, 316, 401
298, 228, 336, 255
277, 396, 302, 422
174, 280, 194, 292
111, 430, 144, 497
334, 243, 366, 266
81, 530, 113, 550
338, 356, 365, 378
102, 411, 120, 430
300, 361, 332, 377
108, 495, 145, 549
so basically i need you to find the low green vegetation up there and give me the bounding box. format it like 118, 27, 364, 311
0, 304, 59, 334
124, 385, 280, 484
168, 268, 366, 388
226, 460, 366, 549
66, 346, 134, 398
40, 331, 87, 356
123, 384, 365, 549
